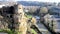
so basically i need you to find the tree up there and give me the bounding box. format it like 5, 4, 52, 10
39, 7, 48, 24
39, 7, 48, 15
39, 7, 56, 34
51, 18, 57, 31
44, 14, 52, 25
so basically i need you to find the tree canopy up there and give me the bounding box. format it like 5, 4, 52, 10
40, 7, 48, 14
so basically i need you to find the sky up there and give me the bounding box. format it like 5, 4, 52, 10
0, 0, 60, 3
15, 0, 60, 3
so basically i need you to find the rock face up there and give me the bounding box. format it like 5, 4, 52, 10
14, 4, 27, 34
0, 10, 9, 30
0, 3, 28, 34
0, 3, 37, 34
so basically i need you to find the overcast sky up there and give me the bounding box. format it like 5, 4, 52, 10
15, 0, 60, 3
0, 0, 60, 3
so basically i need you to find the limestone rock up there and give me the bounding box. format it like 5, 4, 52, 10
14, 4, 27, 34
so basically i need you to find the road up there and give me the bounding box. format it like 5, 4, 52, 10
36, 22, 60, 34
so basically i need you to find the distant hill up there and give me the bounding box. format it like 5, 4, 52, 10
0, 1, 56, 6
17, 1, 46, 6
17, 1, 56, 6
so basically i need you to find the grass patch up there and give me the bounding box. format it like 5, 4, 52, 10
26, 15, 32, 18
0, 29, 14, 34
31, 29, 37, 34
25, 14, 32, 18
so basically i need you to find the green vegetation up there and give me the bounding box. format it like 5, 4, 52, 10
4, 28, 37, 34
40, 7, 48, 14
31, 29, 37, 34
25, 14, 32, 18
0, 29, 14, 34
26, 15, 32, 18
